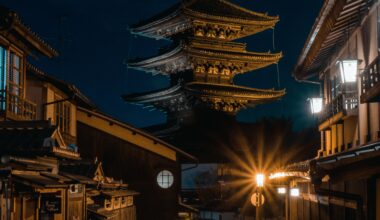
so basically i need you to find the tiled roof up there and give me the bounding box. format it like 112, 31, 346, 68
186, 0, 276, 21
0, 6, 58, 58
27, 63, 97, 110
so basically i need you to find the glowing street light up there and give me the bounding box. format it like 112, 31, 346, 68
277, 187, 287, 194
290, 188, 300, 197
309, 97, 323, 114
256, 173, 265, 187
337, 59, 358, 83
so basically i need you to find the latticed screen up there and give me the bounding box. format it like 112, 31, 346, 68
9, 52, 21, 96
156, 170, 174, 189
55, 98, 71, 134
0, 46, 6, 110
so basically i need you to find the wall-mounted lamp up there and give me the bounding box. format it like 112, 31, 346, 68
308, 97, 323, 114
277, 187, 287, 194
290, 188, 300, 197
337, 59, 358, 83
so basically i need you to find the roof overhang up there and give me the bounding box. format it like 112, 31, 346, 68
293, 0, 372, 80
0, 6, 58, 58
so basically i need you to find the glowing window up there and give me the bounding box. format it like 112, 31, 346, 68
157, 170, 174, 189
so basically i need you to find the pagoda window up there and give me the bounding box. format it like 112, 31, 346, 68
55, 97, 71, 134
222, 68, 230, 76
195, 26, 204, 37
0, 46, 6, 110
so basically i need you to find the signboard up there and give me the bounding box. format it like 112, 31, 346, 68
40, 194, 61, 214
251, 192, 265, 207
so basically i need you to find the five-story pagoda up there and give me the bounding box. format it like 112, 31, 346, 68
124, 0, 285, 128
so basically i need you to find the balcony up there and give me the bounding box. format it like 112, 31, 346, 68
0, 90, 37, 121
319, 93, 358, 130
361, 57, 380, 103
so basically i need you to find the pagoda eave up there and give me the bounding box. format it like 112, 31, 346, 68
130, 0, 279, 40
128, 42, 282, 76
185, 82, 285, 114
123, 85, 191, 113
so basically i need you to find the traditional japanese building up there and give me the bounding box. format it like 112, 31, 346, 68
270, 0, 380, 219
124, 0, 285, 124
0, 5, 199, 220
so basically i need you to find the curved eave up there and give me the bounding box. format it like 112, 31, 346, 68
128, 43, 282, 75
127, 44, 186, 75
184, 8, 278, 26
185, 82, 286, 101
130, 1, 279, 40
188, 47, 282, 63
123, 84, 183, 103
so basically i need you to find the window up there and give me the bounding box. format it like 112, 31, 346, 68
55, 98, 71, 134
9, 52, 21, 96
0, 46, 6, 110
157, 170, 174, 189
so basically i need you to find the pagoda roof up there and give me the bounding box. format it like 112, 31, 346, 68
185, 82, 285, 102
123, 82, 285, 114
131, 0, 279, 40
128, 40, 282, 77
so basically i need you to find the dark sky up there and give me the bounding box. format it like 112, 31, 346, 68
2, 0, 323, 130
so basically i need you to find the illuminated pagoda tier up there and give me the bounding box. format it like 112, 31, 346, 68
125, 0, 285, 121
125, 82, 285, 116
130, 0, 279, 40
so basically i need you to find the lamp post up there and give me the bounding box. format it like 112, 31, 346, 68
255, 173, 264, 220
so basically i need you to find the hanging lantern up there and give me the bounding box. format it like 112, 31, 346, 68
290, 188, 300, 197
337, 60, 358, 83
309, 98, 323, 114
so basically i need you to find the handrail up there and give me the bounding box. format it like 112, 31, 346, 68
0, 89, 37, 120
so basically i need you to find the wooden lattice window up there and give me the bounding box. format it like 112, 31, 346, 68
9, 51, 22, 96
55, 98, 71, 134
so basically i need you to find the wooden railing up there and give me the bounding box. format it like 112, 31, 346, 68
319, 93, 358, 123
0, 90, 37, 120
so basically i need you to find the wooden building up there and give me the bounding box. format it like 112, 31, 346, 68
270, 0, 380, 219
0, 5, 152, 220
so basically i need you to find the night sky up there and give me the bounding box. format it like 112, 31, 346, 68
1, 0, 323, 130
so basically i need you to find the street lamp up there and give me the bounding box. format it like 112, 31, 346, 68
255, 173, 265, 220
337, 59, 358, 83
308, 97, 323, 114
256, 173, 265, 187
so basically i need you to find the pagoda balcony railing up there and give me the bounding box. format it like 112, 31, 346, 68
319, 93, 358, 124
361, 56, 380, 103
0, 89, 37, 121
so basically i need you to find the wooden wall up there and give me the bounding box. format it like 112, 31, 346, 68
77, 122, 180, 220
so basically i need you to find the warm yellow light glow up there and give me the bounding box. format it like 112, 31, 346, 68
277, 187, 286, 194
290, 188, 300, 197
269, 172, 286, 179
256, 173, 265, 187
